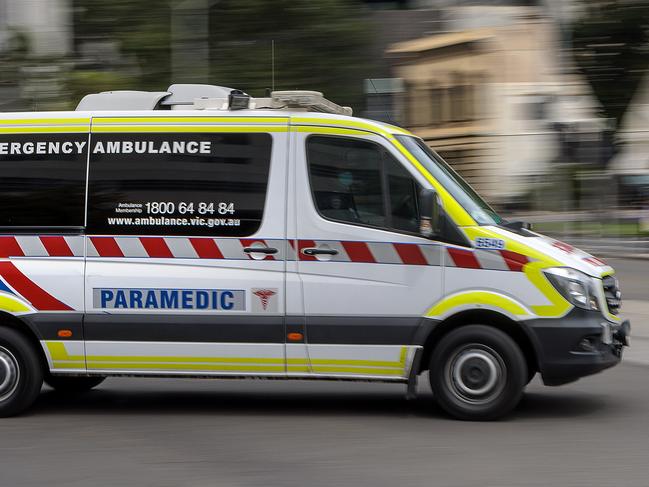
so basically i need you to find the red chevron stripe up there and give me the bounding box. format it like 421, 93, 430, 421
40, 236, 74, 257
0, 261, 72, 310
342, 241, 375, 263
140, 237, 173, 258
90, 237, 124, 257
499, 250, 529, 272
584, 256, 607, 267
393, 243, 427, 265
447, 247, 481, 269
189, 238, 224, 259
0, 237, 23, 258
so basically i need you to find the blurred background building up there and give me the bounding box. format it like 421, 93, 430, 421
0, 0, 648, 242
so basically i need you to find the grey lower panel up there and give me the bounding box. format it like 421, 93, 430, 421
84, 314, 284, 343
25, 312, 431, 346
22, 313, 84, 340
304, 316, 424, 345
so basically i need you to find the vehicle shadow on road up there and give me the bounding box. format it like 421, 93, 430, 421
27, 381, 612, 421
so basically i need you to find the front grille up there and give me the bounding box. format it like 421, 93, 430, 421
602, 275, 621, 315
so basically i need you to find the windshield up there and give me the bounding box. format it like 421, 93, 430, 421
395, 136, 502, 225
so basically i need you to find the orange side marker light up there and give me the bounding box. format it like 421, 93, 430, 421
57, 329, 73, 338
287, 332, 303, 342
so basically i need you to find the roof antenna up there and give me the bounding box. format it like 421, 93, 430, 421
368, 78, 399, 127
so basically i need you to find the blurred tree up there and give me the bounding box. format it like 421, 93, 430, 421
71, 0, 374, 111
73, 0, 171, 91
572, 1, 649, 130
208, 0, 374, 109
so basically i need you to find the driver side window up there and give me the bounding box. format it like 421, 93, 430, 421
306, 135, 421, 234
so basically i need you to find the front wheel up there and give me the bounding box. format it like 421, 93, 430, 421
429, 325, 527, 421
0, 327, 43, 417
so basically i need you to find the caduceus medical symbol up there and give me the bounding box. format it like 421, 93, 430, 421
253, 289, 276, 310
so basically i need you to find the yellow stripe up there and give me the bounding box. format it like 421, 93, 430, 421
0, 127, 88, 133
0, 118, 89, 125
93, 117, 287, 125
309, 366, 404, 376
87, 354, 285, 365
85, 355, 405, 368
48, 341, 411, 376
0, 293, 32, 313
399, 346, 407, 366
426, 291, 531, 318
293, 126, 371, 136
461, 227, 572, 318
84, 362, 404, 376
389, 137, 476, 226
46, 342, 84, 362
292, 117, 395, 137
523, 261, 573, 317
379, 122, 411, 136
92, 125, 286, 133
291, 116, 411, 136
86, 362, 286, 372
52, 362, 86, 369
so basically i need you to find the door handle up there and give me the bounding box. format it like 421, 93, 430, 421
301, 247, 339, 256
243, 247, 278, 255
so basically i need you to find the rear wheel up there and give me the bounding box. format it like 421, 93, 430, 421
45, 375, 105, 393
429, 325, 527, 421
0, 327, 43, 417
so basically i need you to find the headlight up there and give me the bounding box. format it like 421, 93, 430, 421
544, 267, 599, 311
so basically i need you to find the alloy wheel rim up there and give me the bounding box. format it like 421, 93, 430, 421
445, 344, 506, 405
0, 346, 20, 402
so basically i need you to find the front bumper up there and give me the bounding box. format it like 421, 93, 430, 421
523, 309, 630, 386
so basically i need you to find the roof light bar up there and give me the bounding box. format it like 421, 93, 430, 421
271, 90, 353, 116
76, 84, 353, 115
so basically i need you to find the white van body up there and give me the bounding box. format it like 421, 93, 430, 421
0, 87, 629, 419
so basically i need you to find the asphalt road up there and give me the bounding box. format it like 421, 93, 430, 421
0, 257, 647, 487
0, 362, 647, 487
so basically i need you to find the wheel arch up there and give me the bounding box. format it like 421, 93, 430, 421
0, 311, 48, 371
416, 309, 539, 377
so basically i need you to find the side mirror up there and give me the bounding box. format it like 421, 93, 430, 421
419, 188, 441, 238
503, 220, 532, 231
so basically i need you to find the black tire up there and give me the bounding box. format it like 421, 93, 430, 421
45, 375, 105, 393
0, 326, 43, 417
429, 325, 527, 421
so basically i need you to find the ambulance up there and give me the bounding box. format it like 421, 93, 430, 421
0, 85, 629, 420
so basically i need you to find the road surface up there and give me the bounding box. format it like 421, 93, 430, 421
0, 257, 646, 487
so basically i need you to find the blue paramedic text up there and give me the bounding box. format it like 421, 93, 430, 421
93, 288, 245, 311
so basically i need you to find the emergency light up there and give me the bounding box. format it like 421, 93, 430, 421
76, 84, 353, 116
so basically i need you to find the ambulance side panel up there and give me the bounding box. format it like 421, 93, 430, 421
82, 116, 289, 376
292, 129, 444, 380
0, 118, 89, 372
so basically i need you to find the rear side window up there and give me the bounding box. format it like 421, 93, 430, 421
87, 133, 272, 236
0, 134, 87, 228
306, 135, 421, 234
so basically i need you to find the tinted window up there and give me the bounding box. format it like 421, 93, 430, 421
387, 157, 420, 233
87, 133, 272, 236
307, 136, 421, 234
0, 134, 87, 228
395, 135, 502, 225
